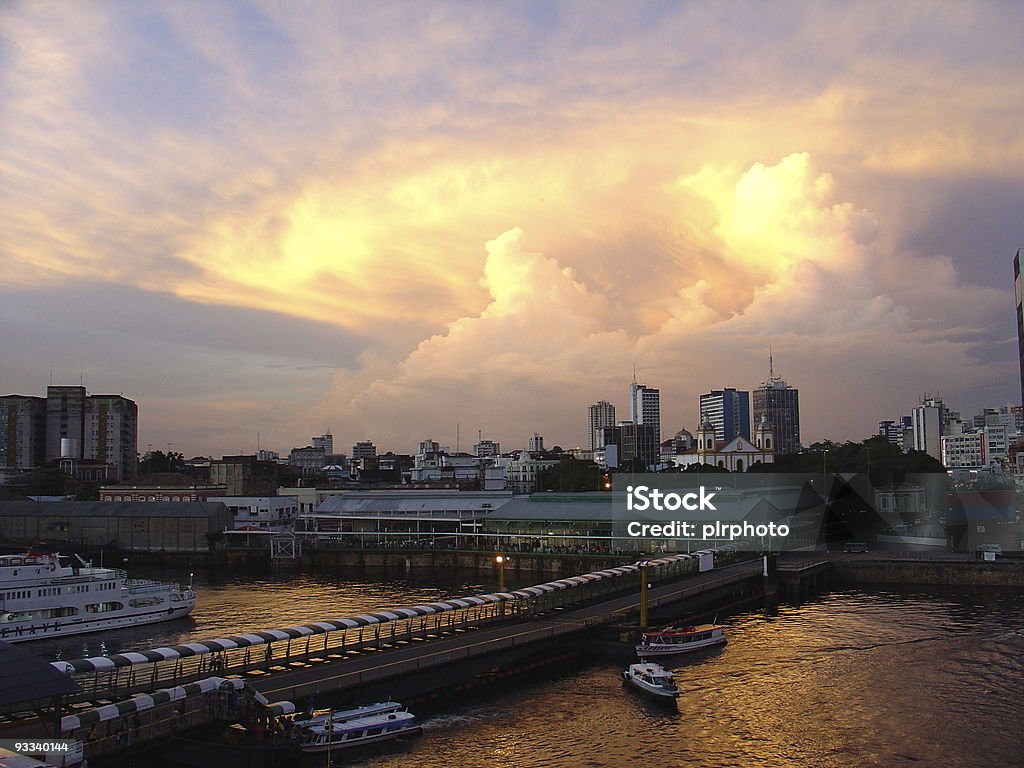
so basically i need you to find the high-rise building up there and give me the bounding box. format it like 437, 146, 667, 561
352, 441, 377, 460
699, 388, 751, 443
941, 431, 986, 469
85, 394, 138, 481
911, 396, 945, 460
619, 421, 659, 469
475, 439, 500, 458
1016, 249, 1024, 405
629, 381, 661, 447
2, 385, 137, 480
879, 420, 898, 444
587, 400, 616, 450
0, 395, 46, 470
46, 385, 88, 462
311, 432, 333, 454
752, 361, 800, 455
528, 433, 544, 452
416, 439, 441, 457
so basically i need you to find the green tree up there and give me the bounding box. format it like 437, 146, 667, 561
537, 458, 601, 492
682, 462, 731, 474
23, 467, 69, 496
139, 450, 186, 474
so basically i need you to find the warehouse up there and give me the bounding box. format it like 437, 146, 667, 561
0, 501, 231, 552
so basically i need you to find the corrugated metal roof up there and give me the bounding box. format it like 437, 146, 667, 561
0, 641, 80, 708
491, 495, 618, 521
0, 501, 229, 518
316, 493, 515, 515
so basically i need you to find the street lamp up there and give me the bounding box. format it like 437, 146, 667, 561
822, 448, 829, 496
494, 554, 509, 594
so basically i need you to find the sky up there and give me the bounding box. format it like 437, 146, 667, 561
2, 1, 1023, 458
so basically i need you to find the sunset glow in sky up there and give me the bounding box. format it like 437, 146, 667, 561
2, 2, 1023, 457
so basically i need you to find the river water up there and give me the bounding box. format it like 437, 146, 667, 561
25, 567, 1024, 767
396, 586, 1024, 768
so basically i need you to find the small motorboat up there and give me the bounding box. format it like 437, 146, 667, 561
622, 662, 680, 700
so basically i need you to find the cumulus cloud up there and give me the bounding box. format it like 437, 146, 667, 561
3, 2, 1023, 454
317, 153, 1009, 450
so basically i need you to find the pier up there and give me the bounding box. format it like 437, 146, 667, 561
2, 552, 765, 765
5, 548, 1018, 766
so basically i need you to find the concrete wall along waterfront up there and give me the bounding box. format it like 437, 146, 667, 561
833, 557, 1024, 586
0, 500, 232, 552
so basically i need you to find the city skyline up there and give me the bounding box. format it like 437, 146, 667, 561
2, 3, 1023, 457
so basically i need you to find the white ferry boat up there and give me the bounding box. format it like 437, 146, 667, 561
299, 710, 422, 753
0, 549, 196, 643
635, 623, 726, 658
290, 701, 403, 730
622, 662, 680, 700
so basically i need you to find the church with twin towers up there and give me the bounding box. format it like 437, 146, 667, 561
587, 362, 800, 471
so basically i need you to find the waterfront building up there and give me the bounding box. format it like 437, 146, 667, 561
587, 400, 616, 450
277, 486, 348, 516
222, 496, 299, 531
302, 489, 514, 537
484, 493, 616, 547
753, 369, 800, 456
100, 473, 228, 502
0, 500, 232, 552
698, 388, 751, 443
629, 381, 661, 447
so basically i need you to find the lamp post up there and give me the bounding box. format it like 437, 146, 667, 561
822, 448, 829, 497
638, 561, 650, 629
495, 554, 508, 594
